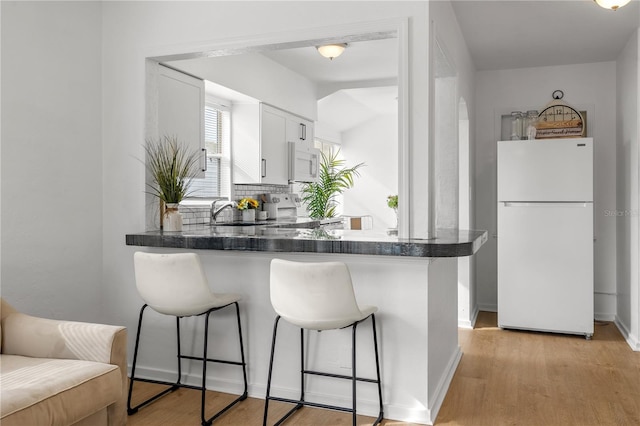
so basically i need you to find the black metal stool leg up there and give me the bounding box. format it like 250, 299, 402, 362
371, 314, 384, 425
263, 315, 281, 426
200, 303, 249, 426
300, 328, 305, 404
201, 310, 212, 426
127, 304, 147, 415
176, 316, 182, 385
127, 304, 180, 415
352, 322, 358, 426
234, 302, 249, 398
263, 314, 383, 426
128, 303, 247, 424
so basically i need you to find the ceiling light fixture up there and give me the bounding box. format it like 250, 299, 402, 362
316, 43, 347, 60
594, 0, 630, 10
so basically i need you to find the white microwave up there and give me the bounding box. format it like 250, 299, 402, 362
288, 142, 319, 182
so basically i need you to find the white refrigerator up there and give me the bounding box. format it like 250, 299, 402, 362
497, 138, 594, 338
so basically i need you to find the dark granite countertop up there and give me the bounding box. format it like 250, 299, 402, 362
125, 222, 488, 258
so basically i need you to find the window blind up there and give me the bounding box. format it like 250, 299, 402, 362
189, 102, 231, 198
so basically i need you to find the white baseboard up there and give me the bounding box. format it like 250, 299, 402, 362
458, 305, 479, 329
424, 346, 463, 425
130, 365, 434, 424
477, 303, 497, 313
594, 312, 616, 321
614, 316, 640, 351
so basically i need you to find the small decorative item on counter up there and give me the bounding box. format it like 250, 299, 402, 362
237, 197, 259, 222
163, 203, 183, 231
237, 197, 259, 210
143, 135, 201, 232
387, 195, 398, 210
387, 194, 398, 232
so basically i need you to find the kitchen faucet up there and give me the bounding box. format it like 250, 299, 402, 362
211, 201, 237, 223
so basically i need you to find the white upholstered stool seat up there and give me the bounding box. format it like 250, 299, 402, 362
263, 259, 384, 426
127, 252, 248, 426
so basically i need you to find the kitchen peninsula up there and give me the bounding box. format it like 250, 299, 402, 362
125, 225, 487, 424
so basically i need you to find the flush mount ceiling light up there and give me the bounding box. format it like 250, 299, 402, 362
594, 0, 630, 10
316, 43, 347, 60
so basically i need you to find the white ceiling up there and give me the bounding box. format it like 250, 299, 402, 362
261, 38, 398, 87
171, 1, 638, 134
451, 0, 639, 71
261, 38, 398, 133
260, 1, 638, 132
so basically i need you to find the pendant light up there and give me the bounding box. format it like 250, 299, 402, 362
594, 0, 630, 10
316, 43, 347, 60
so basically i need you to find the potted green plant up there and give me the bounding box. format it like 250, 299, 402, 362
387, 194, 398, 232
300, 150, 364, 219
144, 135, 201, 231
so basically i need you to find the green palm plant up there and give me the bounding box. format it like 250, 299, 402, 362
144, 135, 201, 204
301, 150, 364, 219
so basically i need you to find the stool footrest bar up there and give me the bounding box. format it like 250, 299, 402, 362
267, 396, 354, 413
303, 369, 379, 383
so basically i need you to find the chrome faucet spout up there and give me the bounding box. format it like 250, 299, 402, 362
211, 201, 237, 223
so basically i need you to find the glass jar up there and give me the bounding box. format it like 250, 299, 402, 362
510, 111, 524, 140
525, 110, 539, 140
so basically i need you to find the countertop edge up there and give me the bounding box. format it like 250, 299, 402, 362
125, 229, 488, 258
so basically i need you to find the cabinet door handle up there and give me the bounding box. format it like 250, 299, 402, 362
300, 123, 306, 140
202, 148, 207, 172
261, 158, 266, 178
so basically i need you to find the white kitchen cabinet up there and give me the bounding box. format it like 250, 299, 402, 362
286, 114, 314, 152
260, 104, 289, 184
158, 65, 205, 178
233, 103, 314, 185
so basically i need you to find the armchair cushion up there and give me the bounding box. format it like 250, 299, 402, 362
0, 299, 127, 426
1, 355, 121, 426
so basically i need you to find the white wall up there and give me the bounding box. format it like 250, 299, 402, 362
474, 62, 618, 318
429, 0, 477, 327
341, 113, 398, 231
615, 27, 640, 350
0, 1, 105, 322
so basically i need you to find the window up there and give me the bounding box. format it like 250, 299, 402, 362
314, 138, 339, 159
189, 99, 231, 198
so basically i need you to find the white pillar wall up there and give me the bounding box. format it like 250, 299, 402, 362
615, 26, 640, 351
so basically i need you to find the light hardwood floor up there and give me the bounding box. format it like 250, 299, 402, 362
127, 312, 640, 425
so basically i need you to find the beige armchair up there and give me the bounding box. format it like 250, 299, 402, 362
0, 298, 127, 426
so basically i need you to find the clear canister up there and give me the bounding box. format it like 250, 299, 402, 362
510, 111, 524, 140
525, 110, 539, 140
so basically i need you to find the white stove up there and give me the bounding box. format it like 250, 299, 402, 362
263, 193, 303, 220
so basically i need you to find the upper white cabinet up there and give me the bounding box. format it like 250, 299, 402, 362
158, 65, 205, 178
233, 103, 314, 185
286, 115, 314, 152
260, 104, 289, 184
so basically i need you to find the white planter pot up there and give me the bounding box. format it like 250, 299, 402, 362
163, 203, 183, 231
242, 209, 256, 222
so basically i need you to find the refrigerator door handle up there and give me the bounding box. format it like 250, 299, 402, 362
501, 202, 591, 208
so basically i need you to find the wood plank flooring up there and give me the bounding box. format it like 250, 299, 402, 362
126, 312, 640, 425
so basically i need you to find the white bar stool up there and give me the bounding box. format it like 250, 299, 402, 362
263, 259, 383, 426
127, 252, 248, 426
